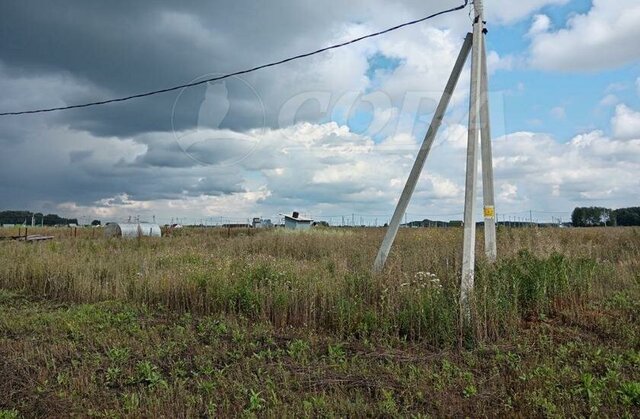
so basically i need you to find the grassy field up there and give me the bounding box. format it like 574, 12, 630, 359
0, 226, 639, 417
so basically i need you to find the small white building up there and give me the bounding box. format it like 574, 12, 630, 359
282, 212, 313, 231
252, 217, 273, 228
104, 222, 162, 238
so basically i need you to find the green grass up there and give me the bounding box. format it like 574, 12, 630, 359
0, 289, 638, 417
0, 227, 639, 416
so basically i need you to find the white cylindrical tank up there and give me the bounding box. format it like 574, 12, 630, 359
104, 222, 162, 238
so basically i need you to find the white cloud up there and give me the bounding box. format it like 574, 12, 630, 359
486, 50, 515, 74
599, 94, 619, 107
611, 104, 640, 140
442, 123, 468, 150
550, 106, 566, 120
528, 0, 640, 71
499, 183, 519, 203
484, 0, 569, 24
526, 118, 544, 128
46, 117, 640, 223
605, 82, 628, 94
6, 109, 639, 224
493, 129, 640, 210
375, 26, 469, 107
528, 14, 551, 37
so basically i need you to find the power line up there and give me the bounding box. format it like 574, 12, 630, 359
0, 2, 468, 117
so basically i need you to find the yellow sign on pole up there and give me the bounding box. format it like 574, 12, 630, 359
483, 206, 495, 218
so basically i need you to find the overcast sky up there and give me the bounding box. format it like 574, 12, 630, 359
1, 0, 639, 225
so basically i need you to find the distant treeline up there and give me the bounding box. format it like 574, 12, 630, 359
0, 210, 78, 226
572, 206, 640, 227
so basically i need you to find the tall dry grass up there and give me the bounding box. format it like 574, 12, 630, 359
1, 226, 638, 347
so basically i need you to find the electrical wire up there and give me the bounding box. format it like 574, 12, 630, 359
0, 1, 468, 117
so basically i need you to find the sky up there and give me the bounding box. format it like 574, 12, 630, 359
0, 0, 639, 225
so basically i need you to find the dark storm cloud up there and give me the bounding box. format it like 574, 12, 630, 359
69, 150, 93, 163
0, 0, 464, 136
0, 0, 344, 136
0, 121, 246, 208
0, 0, 469, 214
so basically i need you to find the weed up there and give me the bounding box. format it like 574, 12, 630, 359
105, 367, 121, 387
0, 227, 639, 417
106, 347, 130, 364
0, 410, 19, 419
135, 361, 167, 389
462, 371, 477, 398
206, 401, 217, 417
122, 393, 140, 413
618, 381, 640, 406
247, 389, 265, 412
327, 343, 346, 364
198, 379, 216, 395
463, 384, 478, 398
378, 389, 399, 415
576, 373, 603, 413
287, 339, 310, 363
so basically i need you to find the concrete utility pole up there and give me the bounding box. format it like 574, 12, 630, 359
480, 41, 497, 261
460, 0, 485, 319
373, 0, 497, 324
373, 32, 473, 272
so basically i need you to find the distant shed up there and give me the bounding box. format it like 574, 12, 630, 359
283, 212, 313, 231
104, 222, 162, 238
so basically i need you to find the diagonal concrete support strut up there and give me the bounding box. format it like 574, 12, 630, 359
372, 32, 473, 273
